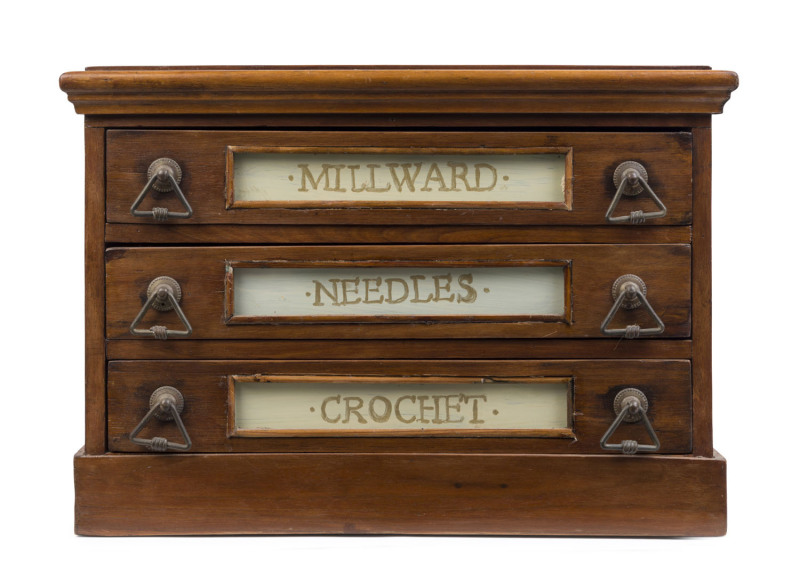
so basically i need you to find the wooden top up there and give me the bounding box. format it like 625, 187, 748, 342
60, 66, 738, 116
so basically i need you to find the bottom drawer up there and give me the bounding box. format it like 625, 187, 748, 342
108, 360, 691, 454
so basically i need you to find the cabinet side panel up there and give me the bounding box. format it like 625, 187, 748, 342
692, 127, 712, 457
85, 125, 106, 454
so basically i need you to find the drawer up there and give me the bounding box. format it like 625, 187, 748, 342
107, 130, 692, 227
106, 244, 691, 340
108, 360, 692, 454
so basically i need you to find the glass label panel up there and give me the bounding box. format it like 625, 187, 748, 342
230, 150, 568, 207
230, 265, 567, 321
232, 376, 571, 435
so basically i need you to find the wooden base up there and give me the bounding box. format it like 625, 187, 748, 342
74, 449, 726, 536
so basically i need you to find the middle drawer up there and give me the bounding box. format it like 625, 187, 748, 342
106, 245, 690, 340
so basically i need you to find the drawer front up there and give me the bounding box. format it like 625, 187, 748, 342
105, 244, 691, 339
108, 360, 692, 454
107, 130, 692, 226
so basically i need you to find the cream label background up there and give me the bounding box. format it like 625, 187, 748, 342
232, 266, 566, 318
234, 380, 570, 433
232, 152, 566, 204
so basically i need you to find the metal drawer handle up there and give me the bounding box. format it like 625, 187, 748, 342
600, 388, 660, 455
129, 276, 193, 339
605, 161, 667, 224
130, 158, 193, 221
601, 274, 665, 338
130, 386, 192, 452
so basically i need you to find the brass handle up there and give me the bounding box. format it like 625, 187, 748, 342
129, 276, 193, 339
601, 274, 665, 338
600, 388, 660, 454
130, 158, 193, 221
129, 386, 192, 452
605, 161, 667, 224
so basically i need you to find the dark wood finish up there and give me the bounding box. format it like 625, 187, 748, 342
84, 126, 106, 455
105, 223, 692, 245
60, 67, 738, 115
106, 130, 692, 226
105, 244, 691, 339
106, 338, 693, 361
74, 448, 726, 536
108, 360, 691, 454
62, 67, 735, 537
84, 113, 713, 129
692, 128, 713, 457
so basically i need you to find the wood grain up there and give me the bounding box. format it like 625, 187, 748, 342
60, 67, 738, 115
693, 128, 713, 457
74, 448, 726, 536
107, 359, 691, 454
105, 244, 691, 339
84, 126, 106, 455
106, 131, 692, 226
106, 338, 693, 361
84, 112, 713, 130
105, 223, 692, 245
64, 67, 735, 537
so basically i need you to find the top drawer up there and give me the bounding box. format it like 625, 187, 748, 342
107, 131, 692, 227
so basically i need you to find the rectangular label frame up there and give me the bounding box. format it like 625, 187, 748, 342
227, 374, 574, 438
224, 259, 572, 324
225, 146, 573, 210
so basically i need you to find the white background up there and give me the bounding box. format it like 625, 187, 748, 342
2, 0, 796, 570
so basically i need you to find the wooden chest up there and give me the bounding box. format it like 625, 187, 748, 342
60, 66, 738, 536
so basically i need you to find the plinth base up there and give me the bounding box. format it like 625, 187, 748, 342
75, 449, 726, 536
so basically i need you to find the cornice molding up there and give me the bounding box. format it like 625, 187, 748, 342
60, 67, 739, 115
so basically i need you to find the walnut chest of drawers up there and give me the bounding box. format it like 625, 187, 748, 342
60, 66, 738, 536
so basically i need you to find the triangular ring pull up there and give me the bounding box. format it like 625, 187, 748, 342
129, 386, 192, 452
605, 161, 667, 224
601, 274, 665, 338
600, 388, 660, 455
130, 158, 193, 221
130, 276, 193, 339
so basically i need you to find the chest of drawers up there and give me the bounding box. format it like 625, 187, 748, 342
61, 66, 737, 536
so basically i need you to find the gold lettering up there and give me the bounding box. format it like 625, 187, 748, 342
368, 396, 392, 423
417, 395, 434, 424
363, 277, 384, 304
421, 163, 449, 191
387, 163, 423, 192
432, 274, 455, 302
395, 395, 417, 423
297, 164, 325, 191
444, 394, 464, 423
313, 279, 341, 307
432, 395, 446, 424
457, 273, 478, 304
410, 275, 433, 303
348, 165, 367, 192
320, 395, 341, 423
323, 164, 347, 192
386, 278, 409, 304
461, 394, 488, 424
365, 164, 391, 193
341, 278, 362, 305
298, 160, 499, 195
474, 163, 497, 191
343, 397, 367, 424
448, 162, 475, 191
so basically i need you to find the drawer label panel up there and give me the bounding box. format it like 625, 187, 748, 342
228, 148, 569, 208
230, 375, 571, 436
228, 263, 568, 322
